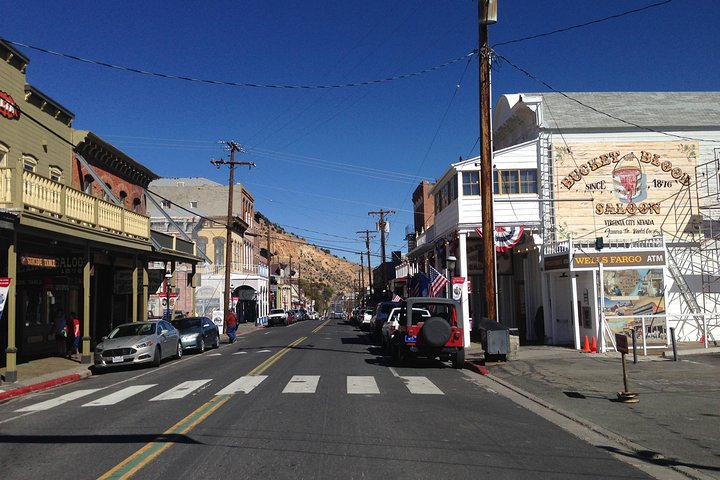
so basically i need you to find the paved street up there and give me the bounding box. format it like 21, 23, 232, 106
0, 319, 667, 480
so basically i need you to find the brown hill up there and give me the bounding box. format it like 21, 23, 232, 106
254, 214, 360, 299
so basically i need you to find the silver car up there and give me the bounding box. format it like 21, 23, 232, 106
94, 320, 182, 368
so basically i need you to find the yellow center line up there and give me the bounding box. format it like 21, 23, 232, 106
97, 336, 306, 480
311, 319, 330, 334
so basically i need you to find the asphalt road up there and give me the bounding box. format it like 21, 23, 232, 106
0, 319, 658, 480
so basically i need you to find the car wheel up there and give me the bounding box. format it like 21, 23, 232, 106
420, 317, 452, 347
152, 347, 161, 367
452, 348, 465, 369
176, 342, 183, 359
199, 338, 205, 353
213, 334, 220, 349
396, 344, 409, 366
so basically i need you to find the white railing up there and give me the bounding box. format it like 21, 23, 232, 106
0, 168, 150, 240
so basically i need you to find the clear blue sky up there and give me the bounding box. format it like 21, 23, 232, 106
3, 0, 718, 266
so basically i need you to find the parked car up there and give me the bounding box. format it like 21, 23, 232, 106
371, 301, 401, 337
390, 297, 465, 368
359, 309, 374, 331
171, 316, 219, 353
94, 320, 182, 368
381, 307, 430, 354
267, 308, 289, 327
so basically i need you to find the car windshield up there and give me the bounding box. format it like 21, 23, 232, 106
408, 303, 452, 325
270, 309, 284, 314
109, 323, 156, 338
171, 318, 200, 330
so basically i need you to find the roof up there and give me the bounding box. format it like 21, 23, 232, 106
496, 92, 720, 131
150, 178, 223, 187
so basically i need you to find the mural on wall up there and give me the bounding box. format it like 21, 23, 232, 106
601, 268, 666, 342
554, 141, 698, 241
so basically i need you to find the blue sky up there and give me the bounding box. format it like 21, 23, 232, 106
3, 0, 718, 266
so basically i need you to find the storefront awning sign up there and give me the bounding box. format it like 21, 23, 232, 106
475, 226, 525, 252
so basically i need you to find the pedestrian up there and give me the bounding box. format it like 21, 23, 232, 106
226, 308, 238, 344
53, 306, 67, 357
69, 312, 80, 356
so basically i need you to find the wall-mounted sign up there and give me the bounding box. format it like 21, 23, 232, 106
572, 251, 666, 269
20, 255, 57, 268
0, 91, 21, 120
554, 141, 698, 240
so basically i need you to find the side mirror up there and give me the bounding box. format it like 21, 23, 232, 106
161, 329, 169, 336
101, 336, 107, 342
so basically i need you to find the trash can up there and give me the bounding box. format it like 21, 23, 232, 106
476, 317, 510, 361
508, 327, 519, 361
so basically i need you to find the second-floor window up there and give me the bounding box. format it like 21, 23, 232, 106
49, 166, 62, 182
213, 237, 225, 267
23, 155, 37, 173
462, 171, 480, 195
493, 169, 538, 194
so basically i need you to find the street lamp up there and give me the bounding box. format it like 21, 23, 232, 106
446, 255, 457, 299
165, 267, 172, 321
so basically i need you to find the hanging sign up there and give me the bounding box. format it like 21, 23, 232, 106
0, 91, 21, 120
0, 277, 11, 319
452, 276, 465, 301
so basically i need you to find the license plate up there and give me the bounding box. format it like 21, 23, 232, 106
112, 356, 124, 363
405, 335, 417, 343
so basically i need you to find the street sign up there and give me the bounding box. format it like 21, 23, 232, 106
615, 333, 629, 354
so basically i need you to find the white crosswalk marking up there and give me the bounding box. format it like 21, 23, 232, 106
347, 376, 380, 394
283, 375, 320, 393
215, 376, 268, 395
149, 380, 212, 401
83, 385, 157, 407
15, 389, 102, 412
400, 376, 444, 395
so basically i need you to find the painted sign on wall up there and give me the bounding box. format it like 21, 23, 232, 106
554, 141, 698, 240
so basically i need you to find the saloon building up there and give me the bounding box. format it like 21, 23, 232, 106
0, 39, 200, 381
405, 92, 719, 352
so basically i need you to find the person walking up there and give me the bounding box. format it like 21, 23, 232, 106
226, 308, 238, 344
69, 312, 80, 356
53, 306, 67, 357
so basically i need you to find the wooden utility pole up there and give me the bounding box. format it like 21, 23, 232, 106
359, 252, 365, 305
210, 141, 255, 331
266, 226, 272, 309
368, 209, 395, 297
478, 1, 498, 322
357, 230, 375, 299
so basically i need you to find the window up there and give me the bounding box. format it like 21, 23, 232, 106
493, 169, 537, 194
161, 200, 171, 208
101, 183, 112, 202
22, 155, 37, 172
213, 237, 225, 267
119, 191, 127, 207
83, 175, 94, 195
0, 143, 8, 167
190, 201, 198, 209
133, 198, 141, 213
462, 171, 480, 195
49, 166, 62, 182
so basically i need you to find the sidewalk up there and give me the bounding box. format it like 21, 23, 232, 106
0, 322, 262, 401
465, 341, 720, 480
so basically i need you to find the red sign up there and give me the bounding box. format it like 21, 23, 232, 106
0, 91, 21, 120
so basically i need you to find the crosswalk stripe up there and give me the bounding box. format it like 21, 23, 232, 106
83, 385, 157, 407
149, 380, 212, 401
282, 375, 320, 394
15, 389, 102, 412
347, 376, 380, 394
400, 376, 444, 395
215, 375, 267, 395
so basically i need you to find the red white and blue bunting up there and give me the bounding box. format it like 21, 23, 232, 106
474, 226, 525, 252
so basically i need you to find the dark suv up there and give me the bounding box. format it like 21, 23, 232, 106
390, 297, 464, 369
371, 301, 401, 337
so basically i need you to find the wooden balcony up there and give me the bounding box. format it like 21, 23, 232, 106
0, 168, 150, 241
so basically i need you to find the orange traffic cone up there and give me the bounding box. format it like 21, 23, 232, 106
581, 335, 591, 353
591, 336, 597, 353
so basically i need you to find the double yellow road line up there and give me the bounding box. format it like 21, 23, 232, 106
98, 335, 308, 480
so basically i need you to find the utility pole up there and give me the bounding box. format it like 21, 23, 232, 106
368, 209, 395, 298
357, 230, 375, 300
359, 252, 365, 306
210, 141, 255, 331
266, 226, 272, 310
479, 1, 498, 321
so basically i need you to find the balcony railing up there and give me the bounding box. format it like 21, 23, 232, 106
0, 168, 150, 240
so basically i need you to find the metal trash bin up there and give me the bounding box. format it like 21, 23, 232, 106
476, 317, 510, 361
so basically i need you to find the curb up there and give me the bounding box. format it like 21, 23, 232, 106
0, 370, 90, 402
464, 360, 490, 375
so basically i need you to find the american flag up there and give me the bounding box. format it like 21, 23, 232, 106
392, 294, 402, 302
428, 266, 449, 297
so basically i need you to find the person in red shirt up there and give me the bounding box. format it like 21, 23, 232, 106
226, 309, 238, 343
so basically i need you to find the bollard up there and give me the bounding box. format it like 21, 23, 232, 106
670, 327, 678, 362
632, 329, 637, 365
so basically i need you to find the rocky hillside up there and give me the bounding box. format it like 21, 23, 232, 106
254, 214, 360, 296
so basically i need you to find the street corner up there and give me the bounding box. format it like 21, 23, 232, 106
464, 360, 490, 375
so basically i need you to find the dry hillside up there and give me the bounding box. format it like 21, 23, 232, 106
254, 214, 360, 296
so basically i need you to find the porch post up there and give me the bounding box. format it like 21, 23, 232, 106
131, 258, 139, 323
571, 273, 581, 350
81, 249, 92, 364
458, 231, 470, 347
4, 238, 18, 382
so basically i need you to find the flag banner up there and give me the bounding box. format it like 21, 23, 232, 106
0, 277, 11, 320
452, 276, 465, 301
428, 266, 449, 297
392, 294, 402, 302
410, 272, 429, 297
474, 226, 525, 252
